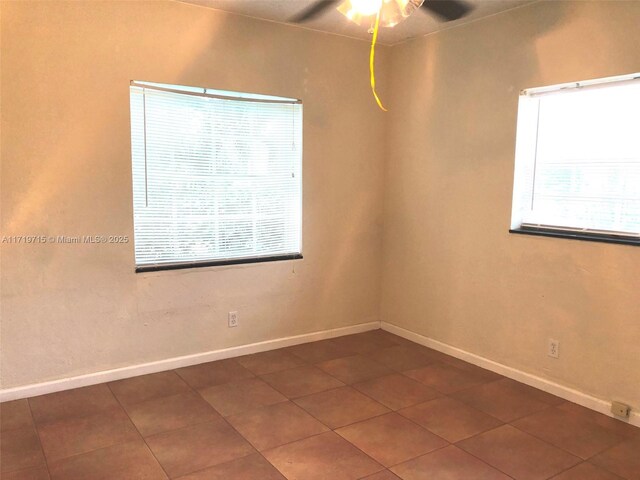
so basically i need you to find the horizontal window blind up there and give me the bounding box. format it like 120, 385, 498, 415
511, 74, 640, 239
130, 82, 302, 268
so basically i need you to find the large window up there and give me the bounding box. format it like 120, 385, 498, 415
511, 73, 640, 245
130, 81, 302, 272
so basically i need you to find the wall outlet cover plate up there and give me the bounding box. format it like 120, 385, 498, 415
611, 401, 631, 418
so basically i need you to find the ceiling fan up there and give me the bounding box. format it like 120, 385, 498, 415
290, 0, 473, 111
290, 0, 473, 27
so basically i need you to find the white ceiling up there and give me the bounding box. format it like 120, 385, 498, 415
178, 0, 536, 45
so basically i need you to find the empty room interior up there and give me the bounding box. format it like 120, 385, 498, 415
1, 0, 639, 479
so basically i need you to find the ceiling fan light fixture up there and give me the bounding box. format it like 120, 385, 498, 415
338, 0, 424, 27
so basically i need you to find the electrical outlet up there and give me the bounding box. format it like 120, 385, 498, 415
228, 311, 238, 328
611, 401, 631, 418
548, 338, 559, 358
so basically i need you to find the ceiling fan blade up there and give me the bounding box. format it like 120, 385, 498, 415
290, 0, 338, 23
421, 0, 473, 21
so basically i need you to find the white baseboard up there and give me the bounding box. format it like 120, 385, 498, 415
381, 321, 640, 428
5, 318, 638, 430
0, 321, 380, 402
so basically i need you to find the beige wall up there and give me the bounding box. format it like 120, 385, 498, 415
2, 0, 638, 414
0, 1, 388, 388
382, 0, 640, 411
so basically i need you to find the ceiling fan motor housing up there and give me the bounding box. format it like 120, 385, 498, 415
338, 0, 425, 28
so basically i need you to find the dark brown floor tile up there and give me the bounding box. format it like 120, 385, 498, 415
38, 406, 139, 461
199, 378, 287, 417
591, 436, 640, 480
287, 339, 355, 363
108, 371, 191, 407
226, 401, 328, 451
391, 445, 511, 479
513, 407, 624, 459
1, 400, 34, 432
260, 365, 344, 398
330, 331, 399, 354
458, 425, 580, 480
366, 345, 441, 372
2, 466, 50, 480
146, 419, 255, 478
28, 384, 119, 425
236, 349, 306, 376
404, 362, 495, 395
294, 386, 389, 429
508, 382, 565, 406
367, 330, 415, 346
48, 440, 167, 480
316, 355, 393, 384
360, 471, 402, 480
175, 359, 254, 389
336, 413, 447, 468
399, 397, 502, 443
551, 462, 625, 480
353, 374, 440, 411
451, 378, 552, 422
125, 392, 220, 437
175, 453, 285, 479
437, 357, 504, 383
557, 402, 640, 439
263, 431, 384, 480
0, 426, 45, 473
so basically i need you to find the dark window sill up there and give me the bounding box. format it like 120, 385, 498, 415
509, 228, 640, 247
136, 253, 303, 273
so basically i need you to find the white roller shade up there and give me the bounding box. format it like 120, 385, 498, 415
511, 74, 640, 240
130, 82, 302, 270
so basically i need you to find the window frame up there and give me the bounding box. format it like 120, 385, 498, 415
129, 81, 304, 273
509, 72, 640, 247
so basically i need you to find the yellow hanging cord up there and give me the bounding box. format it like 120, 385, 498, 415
369, 9, 387, 111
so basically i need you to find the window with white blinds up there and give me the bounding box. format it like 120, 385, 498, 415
511, 73, 640, 244
130, 81, 302, 271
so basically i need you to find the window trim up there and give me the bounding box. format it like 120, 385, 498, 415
509, 227, 640, 247
135, 253, 303, 273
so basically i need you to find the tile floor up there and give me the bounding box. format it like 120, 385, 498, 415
1, 329, 638, 480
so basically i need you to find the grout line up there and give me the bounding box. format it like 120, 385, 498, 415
509, 418, 628, 461
383, 442, 450, 469
39, 438, 149, 476
549, 462, 584, 479
294, 389, 391, 431
107, 381, 175, 480
448, 424, 523, 479
187, 355, 323, 478
206, 397, 317, 477
24, 399, 53, 479
25, 389, 148, 470
384, 381, 518, 478
29, 405, 134, 429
